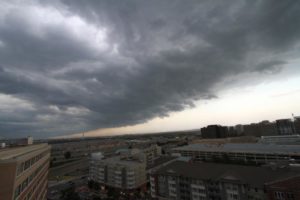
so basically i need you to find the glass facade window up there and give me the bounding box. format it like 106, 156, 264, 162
14, 159, 49, 199
16, 150, 49, 176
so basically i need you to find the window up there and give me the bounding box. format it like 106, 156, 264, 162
16, 150, 49, 177
14, 159, 49, 199
14, 185, 21, 200
275, 191, 285, 200
24, 160, 30, 170
22, 178, 28, 190
17, 163, 24, 175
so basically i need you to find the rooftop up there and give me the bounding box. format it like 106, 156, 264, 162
0, 143, 49, 161
97, 154, 145, 166
173, 143, 300, 154
152, 160, 300, 188
147, 156, 177, 170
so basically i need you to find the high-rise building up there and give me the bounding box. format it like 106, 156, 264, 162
0, 143, 51, 200
276, 119, 296, 135
201, 125, 228, 138
227, 126, 237, 137
294, 116, 300, 134
244, 121, 277, 137
235, 124, 244, 135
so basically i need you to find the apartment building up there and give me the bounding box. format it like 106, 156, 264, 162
276, 119, 296, 135
89, 150, 147, 190
150, 160, 300, 200
265, 175, 300, 200
0, 143, 51, 200
143, 144, 162, 167
244, 121, 277, 137
201, 125, 228, 139
173, 143, 300, 164
294, 117, 300, 134
116, 145, 162, 167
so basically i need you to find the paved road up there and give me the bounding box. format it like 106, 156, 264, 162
49, 158, 89, 178
48, 176, 88, 200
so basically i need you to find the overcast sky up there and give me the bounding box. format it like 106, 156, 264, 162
1, 0, 300, 139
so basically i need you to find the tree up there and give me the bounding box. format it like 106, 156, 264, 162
94, 182, 100, 190
93, 196, 102, 200
61, 186, 80, 200
64, 151, 71, 159
107, 187, 119, 199
88, 180, 95, 189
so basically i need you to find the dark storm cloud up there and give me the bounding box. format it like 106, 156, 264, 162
0, 0, 300, 138
253, 60, 286, 74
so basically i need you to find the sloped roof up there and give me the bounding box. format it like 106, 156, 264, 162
152, 160, 300, 188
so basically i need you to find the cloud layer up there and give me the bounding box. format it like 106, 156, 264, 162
0, 0, 300, 138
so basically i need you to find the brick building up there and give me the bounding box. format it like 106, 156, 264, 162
265, 176, 300, 200
0, 143, 51, 200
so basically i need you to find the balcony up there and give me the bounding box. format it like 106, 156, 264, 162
115, 170, 122, 175
191, 184, 205, 190
127, 172, 135, 176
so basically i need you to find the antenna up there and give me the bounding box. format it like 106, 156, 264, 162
291, 113, 296, 134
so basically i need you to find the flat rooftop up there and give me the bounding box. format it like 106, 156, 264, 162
153, 160, 300, 188
147, 156, 177, 170
99, 155, 145, 166
173, 143, 300, 154
0, 143, 49, 161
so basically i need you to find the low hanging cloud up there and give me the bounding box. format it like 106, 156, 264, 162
0, 0, 300, 138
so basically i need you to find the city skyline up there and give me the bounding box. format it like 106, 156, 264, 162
1, 0, 300, 138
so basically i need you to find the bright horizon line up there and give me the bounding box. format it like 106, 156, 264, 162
53, 114, 298, 140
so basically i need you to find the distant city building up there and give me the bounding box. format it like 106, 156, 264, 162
27, 136, 33, 145
235, 124, 244, 135
143, 144, 162, 166
0, 136, 34, 147
172, 143, 300, 164
89, 149, 147, 190
150, 160, 300, 200
201, 125, 228, 138
276, 119, 296, 135
294, 116, 300, 134
244, 121, 277, 137
0, 143, 51, 200
227, 126, 237, 137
